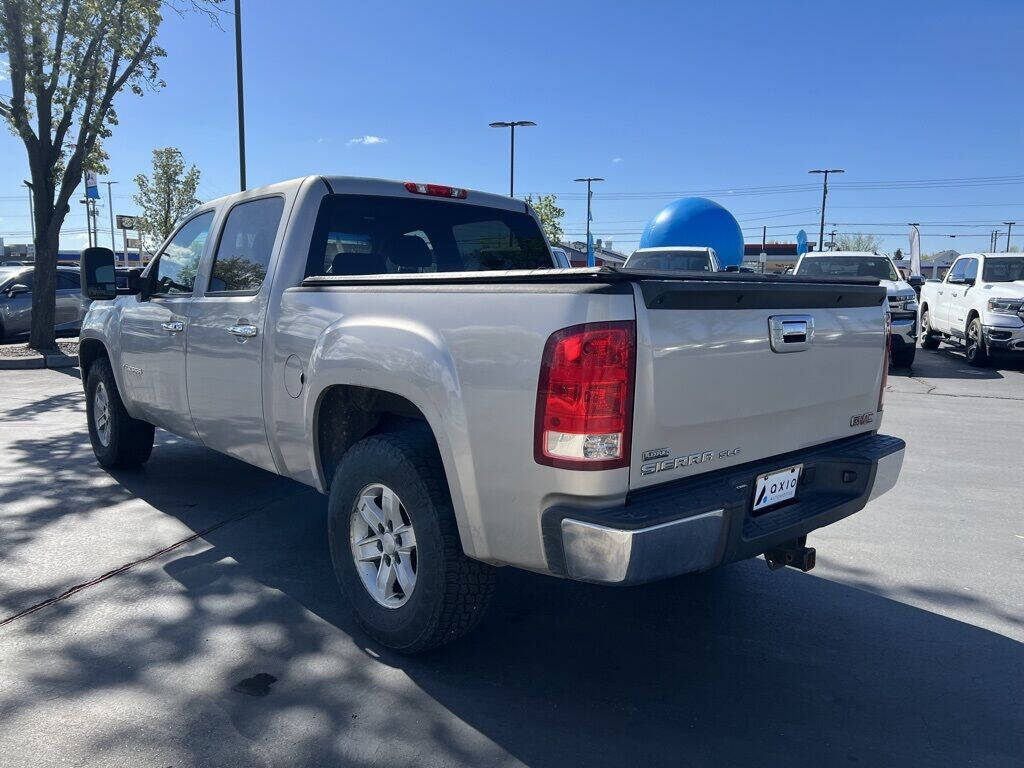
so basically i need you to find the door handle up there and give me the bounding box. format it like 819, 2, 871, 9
161, 321, 184, 333
228, 323, 258, 338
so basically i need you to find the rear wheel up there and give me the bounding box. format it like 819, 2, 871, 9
964, 316, 989, 367
327, 429, 495, 653
85, 357, 155, 468
920, 307, 940, 350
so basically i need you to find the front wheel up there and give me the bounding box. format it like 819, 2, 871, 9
920, 308, 940, 350
327, 429, 495, 653
85, 358, 155, 468
965, 317, 990, 367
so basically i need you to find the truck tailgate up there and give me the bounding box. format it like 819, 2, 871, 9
629, 278, 888, 490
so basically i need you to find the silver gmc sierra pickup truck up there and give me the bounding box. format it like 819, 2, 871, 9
78, 176, 905, 652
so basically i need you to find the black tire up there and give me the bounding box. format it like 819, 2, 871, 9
920, 307, 940, 350
85, 357, 155, 468
327, 429, 495, 653
892, 343, 916, 368
964, 316, 989, 367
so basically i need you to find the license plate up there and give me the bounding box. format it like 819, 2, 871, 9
752, 464, 802, 512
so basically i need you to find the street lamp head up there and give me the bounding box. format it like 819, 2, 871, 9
22, 179, 33, 188
489, 120, 536, 128
574, 177, 605, 183
808, 168, 845, 174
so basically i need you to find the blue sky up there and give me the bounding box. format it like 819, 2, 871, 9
2, 0, 1023, 256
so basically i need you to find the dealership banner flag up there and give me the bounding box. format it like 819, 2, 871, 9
909, 225, 921, 275
85, 170, 100, 199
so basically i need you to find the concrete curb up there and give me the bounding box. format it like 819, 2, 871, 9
0, 356, 45, 370
0, 354, 77, 370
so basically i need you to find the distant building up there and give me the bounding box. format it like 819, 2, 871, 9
742, 241, 818, 273
559, 239, 629, 267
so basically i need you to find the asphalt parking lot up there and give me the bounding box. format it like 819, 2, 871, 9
1, 345, 1021, 767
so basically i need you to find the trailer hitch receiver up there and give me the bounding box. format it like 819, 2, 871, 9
764, 536, 816, 572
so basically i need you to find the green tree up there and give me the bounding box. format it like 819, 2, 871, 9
525, 193, 565, 244
133, 147, 201, 250
835, 233, 883, 253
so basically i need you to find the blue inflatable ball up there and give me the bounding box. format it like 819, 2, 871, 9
639, 197, 744, 268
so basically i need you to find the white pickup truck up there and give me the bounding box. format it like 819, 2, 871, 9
78, 176, 905, 652
919, 252, 1024, 366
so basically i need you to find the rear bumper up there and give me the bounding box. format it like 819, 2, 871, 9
543, 433, 905, 585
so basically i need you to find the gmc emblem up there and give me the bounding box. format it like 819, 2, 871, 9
850, 412, 874, 427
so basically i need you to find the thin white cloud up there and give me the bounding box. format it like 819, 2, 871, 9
316, 137, 325, 144
347, 135, 388, 147
611, 157, 623, 163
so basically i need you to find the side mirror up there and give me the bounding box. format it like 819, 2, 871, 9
7, 283, 30, 297
81, 247, 117, 300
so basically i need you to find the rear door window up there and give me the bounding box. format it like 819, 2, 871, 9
306, 194, 550, 277
208, 197, 284, 293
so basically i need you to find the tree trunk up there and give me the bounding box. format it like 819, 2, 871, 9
28, 228, 59, 353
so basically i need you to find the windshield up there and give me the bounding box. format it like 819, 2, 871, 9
624, 251, 713, 272
796, 256, 898, 281
306, 195, 552, 277
981, 257, 1024, 283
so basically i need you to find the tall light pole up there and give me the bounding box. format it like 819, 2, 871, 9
574, 176, 604, 267
22, 180, 34, 243
103, 180, 118, 253
234, 0, 247, 191
1004, 221, 1015, 252
80, 198, 93, 248
488, 120, 536, 197
808, 168, 844, 252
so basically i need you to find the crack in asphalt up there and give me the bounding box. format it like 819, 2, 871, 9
0, 506, 263, 628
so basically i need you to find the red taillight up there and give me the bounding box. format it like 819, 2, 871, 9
535, 321, 635, 470
878, 312, 891, 412
404, 181, 468, 199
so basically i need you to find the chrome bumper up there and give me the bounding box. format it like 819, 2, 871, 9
983, 324, 1024, 352
548, 436, 906, 585
890, 314, 917, 345
560, 510, 725, 583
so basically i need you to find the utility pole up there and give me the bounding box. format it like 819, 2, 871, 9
990, 230, 998, 252
1004, 221, 1016, 252
80, 198, 93, 247
574, 177, 604, 267
488, 120, 536, 197
808, 168, 844, 256
234, 0, 247, 191
103, 181, 118, 253
22, 180, 35, 244
829, 229, 837, 250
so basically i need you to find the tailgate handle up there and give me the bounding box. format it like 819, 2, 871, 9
769, 315, 814, 353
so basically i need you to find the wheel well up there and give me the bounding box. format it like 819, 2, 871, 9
315, 385, 435, 490
78, 338, 109, 381
966, 309, 980, 329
